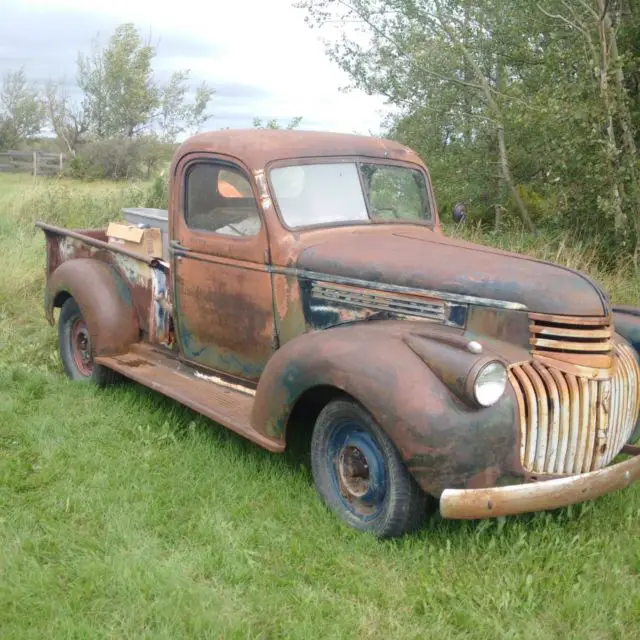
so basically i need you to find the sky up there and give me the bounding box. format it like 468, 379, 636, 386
0, 0, 389, 136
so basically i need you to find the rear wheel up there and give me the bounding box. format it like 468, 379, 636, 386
311, 399, 427, 538
58, 298, 119, 386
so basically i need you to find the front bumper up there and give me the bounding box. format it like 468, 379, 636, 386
440, 445, 640, 519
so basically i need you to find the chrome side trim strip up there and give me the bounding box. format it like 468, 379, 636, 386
272, 266, 527, 311
311, 282, 446, 321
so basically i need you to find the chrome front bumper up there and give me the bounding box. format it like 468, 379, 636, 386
440, 445, 640, 519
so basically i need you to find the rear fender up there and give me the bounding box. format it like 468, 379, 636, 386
251, 321, 518, 496
45, 258, 139, 356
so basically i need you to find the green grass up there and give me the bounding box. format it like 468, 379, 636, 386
1, 173, 640, 639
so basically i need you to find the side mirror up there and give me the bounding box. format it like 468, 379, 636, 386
453, 203, 466, 224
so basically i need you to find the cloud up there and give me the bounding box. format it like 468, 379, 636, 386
213, 82, 272, 101
0, 6, 221, 82
0, 0, 388, 133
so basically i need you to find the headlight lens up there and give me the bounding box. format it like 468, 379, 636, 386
473, 361, 508, 407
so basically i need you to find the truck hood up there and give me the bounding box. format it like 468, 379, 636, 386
296, 229, 609, 316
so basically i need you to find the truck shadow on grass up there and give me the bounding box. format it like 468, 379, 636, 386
108, 381, 611, 544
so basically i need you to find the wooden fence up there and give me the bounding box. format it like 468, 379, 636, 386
0, 150, 66, 176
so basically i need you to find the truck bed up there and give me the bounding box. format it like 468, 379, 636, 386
36, 221, 287, 451
37, 222, 173, 347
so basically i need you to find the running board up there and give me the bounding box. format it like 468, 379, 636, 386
96, 344, 284, 452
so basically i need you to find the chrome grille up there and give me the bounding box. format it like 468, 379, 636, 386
529, 313, 614, 369
311, 282, 446, 322
510, 340, 640, 475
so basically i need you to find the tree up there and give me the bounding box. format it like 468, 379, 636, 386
252, 116, 303, 129
531, 0, 640, 252
77, 23, 158, 139
0, 68, 44, 149
75, 23, 214, 143
159, 72, 215, 142
297, 0, 535, 230
44, 81, 88, 155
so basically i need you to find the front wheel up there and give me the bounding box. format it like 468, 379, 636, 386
311, 399, 427, 538
58, 297, 119, 386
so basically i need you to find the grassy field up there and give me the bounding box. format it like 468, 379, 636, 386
1, 172, 640, 639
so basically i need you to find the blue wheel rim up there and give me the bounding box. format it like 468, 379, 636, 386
327, 420, 387, 520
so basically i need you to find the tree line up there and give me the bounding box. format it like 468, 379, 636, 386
299, 0, 640, 260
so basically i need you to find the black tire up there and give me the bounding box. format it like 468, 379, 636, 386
311, 398, 427, 538
58, 297, 119, 386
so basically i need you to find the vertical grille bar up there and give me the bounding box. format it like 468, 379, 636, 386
594, 379, 611, 469
565, 374, 581, 473
616, 351, 631, 458
508, 369, 528, 466
548, 368, 571, 473
611, 360, 622, 463
533, 363, 561, 472
512, 366, 538, 470
523, 364, 549, 473
606, 360, 623, 466
575, 379, 590, 473
583, 380, 599, 472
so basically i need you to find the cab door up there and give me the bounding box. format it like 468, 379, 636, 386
171, 154, 275, 382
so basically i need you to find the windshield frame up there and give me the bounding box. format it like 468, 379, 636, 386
266, 156, 436, 232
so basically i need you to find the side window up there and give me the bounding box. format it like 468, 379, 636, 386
185, 163, 261, 236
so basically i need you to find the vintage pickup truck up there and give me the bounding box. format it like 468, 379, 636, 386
37, 130, 640, 538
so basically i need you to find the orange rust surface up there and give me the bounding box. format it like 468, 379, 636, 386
174, 129, 423, 173
173, 254, 275, 381
43, 256, 140, 356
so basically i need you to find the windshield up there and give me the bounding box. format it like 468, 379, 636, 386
269, 162, 431, 229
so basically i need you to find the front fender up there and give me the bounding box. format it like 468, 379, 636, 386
45, 258, 139, 356
614, 306, 640, 442
614, 306, 640, 353
251, 320, 519, 496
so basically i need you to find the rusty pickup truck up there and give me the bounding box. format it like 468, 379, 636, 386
37, 130, 640, 538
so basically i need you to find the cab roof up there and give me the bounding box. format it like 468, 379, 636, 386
175, 129, 424, 172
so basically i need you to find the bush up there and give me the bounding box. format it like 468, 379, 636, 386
143, 172, 169, 209
68, 137, 175, 181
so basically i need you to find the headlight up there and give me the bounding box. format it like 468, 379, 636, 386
473, 361, 507, 407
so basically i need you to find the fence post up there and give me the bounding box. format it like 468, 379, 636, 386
33, 151, 37, 177
59, 153, 63, 173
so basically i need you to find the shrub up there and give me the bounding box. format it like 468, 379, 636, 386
144, 172, 169, 209
68, 137, 175, 181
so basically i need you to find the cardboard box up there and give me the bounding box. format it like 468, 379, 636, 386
106, 222, 163, 258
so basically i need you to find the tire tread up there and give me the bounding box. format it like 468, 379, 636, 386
311, 398, 428, 538
58, 297, 119, 386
